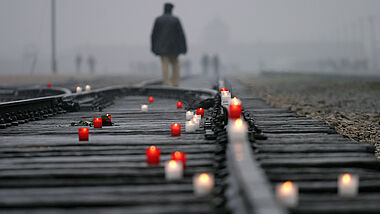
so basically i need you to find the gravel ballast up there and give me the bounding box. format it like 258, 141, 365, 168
238, 72, 380, 158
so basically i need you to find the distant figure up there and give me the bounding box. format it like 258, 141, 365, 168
212, 54, 220, 78
88, 55, 96, 74
201, 54, 209, 75
75, 54, 82, 73
151, 3, 187, 87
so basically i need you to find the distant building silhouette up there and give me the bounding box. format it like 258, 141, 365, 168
201, 18, 230, 51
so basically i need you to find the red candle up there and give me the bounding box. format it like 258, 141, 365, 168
47, 83, 52, 88
93, 118, 102, 128
148, 96, 154, 103
171, 151, 186, 168
196, 108, 205, 117
177, 101, 183, 109
146, 145, 161, 165
78, 128, 89, 141
171, 123, 181, 136
229, 103, 242, 119
220, 88, 228, 92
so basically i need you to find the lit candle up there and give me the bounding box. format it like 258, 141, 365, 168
193, 173, 214, 196
186, 111, 194, 120
145, 145, 160, 166
227, 118, 248, 143
192, 117, 200, 130
221, 91, 231, 107
276, 181, 298, 207
47, 82, 52, 88
78, 128, 89, 141
171, 123, 181, 136
229, 97, 242, 119
196, 108, 205, 117
338, 173, 359, 198
148, 96, 154, 103
177, 101, 183, 109
93, 118, 102, 128
141, 104, 148, 112
192, 114, 201, 130
165, 160, 183, 180
76, 86, 82, 93
171, 151, 186, 168
85, 84, 91, 91
186, 120, 196, 132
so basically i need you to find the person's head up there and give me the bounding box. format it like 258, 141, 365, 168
164, 3, 174, 14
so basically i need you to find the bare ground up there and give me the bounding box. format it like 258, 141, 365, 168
238, 72, 380, 158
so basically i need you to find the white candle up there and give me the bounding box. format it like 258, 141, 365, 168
165, 160, 183, 181
276, 181, 298, 207
85, 84, 91, 91
221, 91, 231, 107
338, 173, 359, 198
193, 173, 214, 196
227, 118, 248, 143
76, 86, 82, 93
141, 104, 148, 112
186, 111, 194, 120
192, 118, 199, 130
192, 114, 201, 130
186, 120, 196, 132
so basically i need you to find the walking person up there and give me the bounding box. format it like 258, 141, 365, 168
75, 54, 82, 73
212, 54, 220, 79
201, 53, 209, 75
151, 3, 187, 86
88, 55, 96, 74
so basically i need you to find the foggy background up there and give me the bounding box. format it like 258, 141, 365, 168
1, 0, 380, 75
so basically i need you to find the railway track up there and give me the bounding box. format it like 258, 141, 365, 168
0, 76, 379, 214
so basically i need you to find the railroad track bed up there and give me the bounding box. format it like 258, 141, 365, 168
231, 80, 380, 214
0, 76, 379, 214
0, 87, 228, 214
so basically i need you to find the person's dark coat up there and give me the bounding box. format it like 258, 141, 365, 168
151, 11, 187, 56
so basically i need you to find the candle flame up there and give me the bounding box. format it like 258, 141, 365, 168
281, 181, 294, 194
232, 97, 240, 105
169, 160, 177, 168
174, 151, 181, 158
150, 146, 156, 151
199, 173, 209, 183
174, 123, 178, 127
83, 128, 87, 131
342, 173, 351, 184
235, 119, 243, 128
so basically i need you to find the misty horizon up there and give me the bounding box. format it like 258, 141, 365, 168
0, 0, 379, 74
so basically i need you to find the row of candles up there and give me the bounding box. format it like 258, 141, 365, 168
276, 174, 359, 207
220, 88, 361, 208
145, 146, 214, 195
76, 85, 92, 93
77, 96, 214, 196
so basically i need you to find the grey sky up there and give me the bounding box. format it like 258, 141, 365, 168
0, 0, 379, 73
